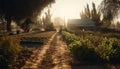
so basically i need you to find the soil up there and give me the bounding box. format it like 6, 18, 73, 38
21, 33, 72, 69
21, 32, 111, 69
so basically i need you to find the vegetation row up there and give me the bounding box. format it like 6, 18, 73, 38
62, 31, 120, 63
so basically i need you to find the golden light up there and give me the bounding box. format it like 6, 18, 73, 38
51, 0, 102, 21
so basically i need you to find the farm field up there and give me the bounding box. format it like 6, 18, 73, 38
1, 0, 120, 69
0, 29, 120, 69
61, 29, 120, 69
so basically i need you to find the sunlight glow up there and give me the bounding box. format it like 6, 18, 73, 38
51, 0, 102, 20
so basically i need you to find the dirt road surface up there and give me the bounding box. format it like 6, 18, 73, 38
21, 33, 72, 69
21, 32, 109, 69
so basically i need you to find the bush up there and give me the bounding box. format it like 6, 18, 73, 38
68, 39, 99, 61
62, 31, 99, 61
62, 31, 79, 44
0, 36, 21, 69
85, 35, 103, 47
62, 31, 120, 63
95, 38, 120, 63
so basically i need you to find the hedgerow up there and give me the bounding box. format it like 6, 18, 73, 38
62, 31, 120, 63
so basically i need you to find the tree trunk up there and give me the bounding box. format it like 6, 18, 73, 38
6, 18, 12, 32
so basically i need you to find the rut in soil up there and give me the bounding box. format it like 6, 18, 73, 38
21, 33, 72, 69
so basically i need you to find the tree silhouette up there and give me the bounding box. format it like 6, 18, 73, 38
86, 4, 91, 19
91, 3, 101, 26
21, 18, 33, 32
80, 3, 101, 26
100, 0, 120, 26
80, 4, 91, 19
43, 8, 51, 28
42, 8, 54, 31
0, 0, 55, 32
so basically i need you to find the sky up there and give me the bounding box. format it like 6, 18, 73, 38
40, 0, 102, 22
50, 0, 102, 20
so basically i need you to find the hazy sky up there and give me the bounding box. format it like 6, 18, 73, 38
50, 0, 102, 20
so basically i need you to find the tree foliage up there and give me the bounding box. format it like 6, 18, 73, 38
80, 3, 101, 26
21, 18, 33, 32
80, 4, 91, 19
42, 8, 51, 28
0, 0, 55, 32
100, 0, 120, 26
42, 8, 55, 31
91, 3, 101, 26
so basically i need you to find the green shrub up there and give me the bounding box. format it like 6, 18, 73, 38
68, 39, 99, 61
62, 31, 79, 44
110, 40, 120, 63
0, 36, 21, 69
62, 31, 120, 63
85, 35, 103, 47
95, 37, 120, 63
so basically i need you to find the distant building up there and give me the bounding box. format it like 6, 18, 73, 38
67, 19, 95, 30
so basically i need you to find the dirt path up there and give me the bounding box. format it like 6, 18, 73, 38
21, 32, 107, 69
21, 33, 72, 69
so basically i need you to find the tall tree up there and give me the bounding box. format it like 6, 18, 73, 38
80, 4, 91, 19
80, 3, 101, 26
0, 0, 55, 32
91, 2, 97, 19
91, 2, 101, 26
86, 4, 91, 19
44, 8, 51, 28
100, 0, 120, 26
42, 8, 54, 31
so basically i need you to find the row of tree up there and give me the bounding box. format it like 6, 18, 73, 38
80, 2, 101, 26
81, 0, 120, 28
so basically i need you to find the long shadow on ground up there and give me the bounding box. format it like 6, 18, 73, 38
71, 59, 107, 69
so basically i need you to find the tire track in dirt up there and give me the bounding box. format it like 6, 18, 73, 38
21, 32, 120, 69
21, 33, 72, 69
51, 35, 72, 69
21, 33, 57, 69
38, 33, 57, 69
38, 34, 72, 69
